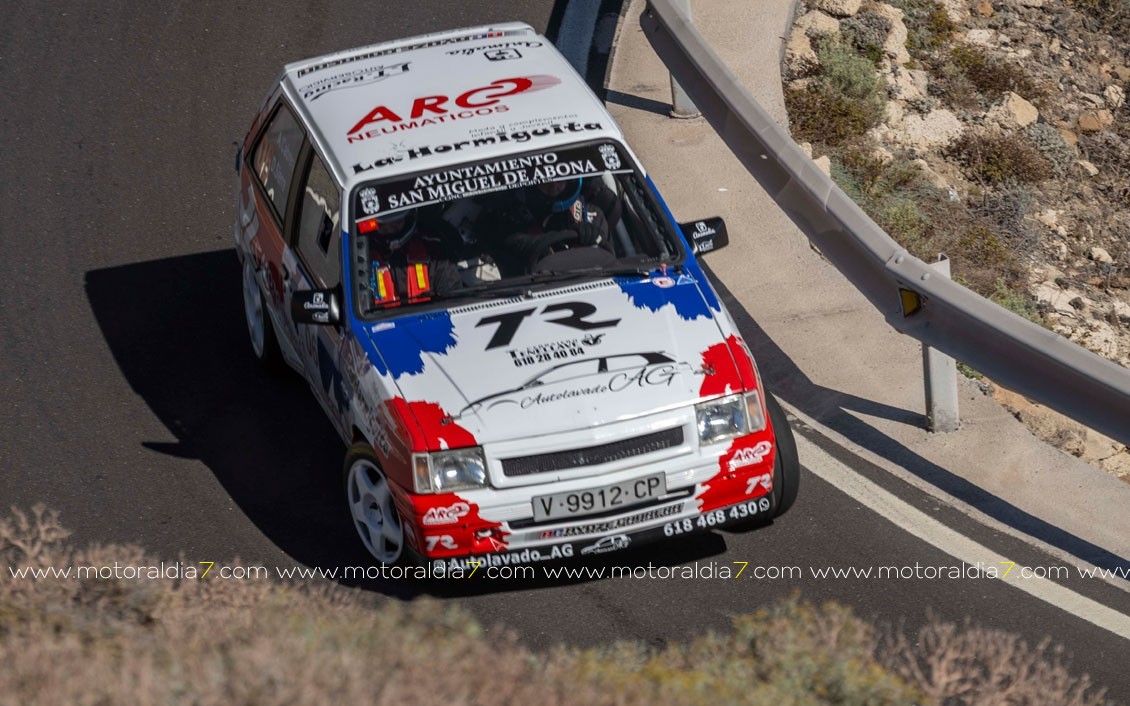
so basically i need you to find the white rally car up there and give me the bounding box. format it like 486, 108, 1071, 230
234, 23, 799, 570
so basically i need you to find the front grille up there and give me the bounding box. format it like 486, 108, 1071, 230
501, 427, 684, 477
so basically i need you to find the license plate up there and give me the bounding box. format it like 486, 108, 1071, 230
532, 474, 666, 522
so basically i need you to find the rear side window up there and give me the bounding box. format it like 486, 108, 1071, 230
294, 154, 341, 287
251, 104, 305, 221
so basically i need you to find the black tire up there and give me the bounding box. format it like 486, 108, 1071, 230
241, 258, 283, 370
766, 392, 800, 517
342, 443, 420, 567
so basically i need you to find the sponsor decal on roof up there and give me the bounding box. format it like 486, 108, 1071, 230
295, 30, 519, 77
351, 121, 605, 174
298, 61, 410, 102
346, 75, 562, 141
445, 40, 544, 56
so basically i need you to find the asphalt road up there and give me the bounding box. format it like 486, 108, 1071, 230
2, 1, 1128, 700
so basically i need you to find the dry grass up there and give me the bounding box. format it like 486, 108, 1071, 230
0, 506, 1111, 706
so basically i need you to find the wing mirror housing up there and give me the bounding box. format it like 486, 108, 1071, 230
679, 217, 729, 255
291, 288, 341, 326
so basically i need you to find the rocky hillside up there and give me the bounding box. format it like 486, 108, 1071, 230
780, 0, 1129, 478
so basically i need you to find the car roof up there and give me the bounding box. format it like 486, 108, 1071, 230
280, 23, 624, 192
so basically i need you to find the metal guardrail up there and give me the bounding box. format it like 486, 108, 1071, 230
641, 0, 1130, 444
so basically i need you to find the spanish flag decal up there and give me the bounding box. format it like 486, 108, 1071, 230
373, 266, 398, 305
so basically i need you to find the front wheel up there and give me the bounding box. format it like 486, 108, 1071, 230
766, 392, 800, 517
343, 444, 416, 566
241, 257, 282, 369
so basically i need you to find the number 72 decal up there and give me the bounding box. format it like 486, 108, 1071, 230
477, 301, 620, 349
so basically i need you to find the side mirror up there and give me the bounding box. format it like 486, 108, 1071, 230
679, 217, 729, 255
291, 288, 341, 326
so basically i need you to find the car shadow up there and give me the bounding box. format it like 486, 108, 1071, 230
85, 250, 762, 599
698, 261, 1130, 576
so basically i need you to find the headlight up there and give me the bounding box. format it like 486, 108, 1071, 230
696, 390, 767, 445
412, 447, 488, 493
696, 394, 747, 445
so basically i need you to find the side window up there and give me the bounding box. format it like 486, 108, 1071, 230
294, 154, 342, 287
251, 104, 304, 222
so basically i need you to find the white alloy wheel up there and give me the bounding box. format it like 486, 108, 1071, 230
346, 458, 405, 565
242, 259, 268, 358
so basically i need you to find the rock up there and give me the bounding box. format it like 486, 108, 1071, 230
940, 0, 968, 23
987, 91, 1039, 129
1054, 241, 1069, 260
1078, 109, 1114, 132
795, 10, 841, 37
1058, 128, 1078, 147
1016, 0, 1044, 6
1112, 299, 1130, 324
976, 0, 994, 16
799, 141, 814, 158
889, 67, 927, 101
1113, 65, 1130, 82
813, 155, 832, 176
904, 158, 949, 188
1090, 246, 1114, 264
1081, 321, 1118, 357
1037, 209, 1059, 228
1032, 279, 1085, 317
965, 29, 997, 47
886, 111, 960, 149
872, 3, 911, 66
884, 100, 906, 128
1075, 160, 1099, 177
1079, 92, 1106, 108
890, 110, 964, 149
1069, 296, 1087, 311
1101, 452, 1130, 479
872, 145, 894, 163
810, 0, 862, 17
785, 28, 819, 78
1104, 84, 1126, 109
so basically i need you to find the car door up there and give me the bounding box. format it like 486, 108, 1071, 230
285, 148, 350, 441
242, 98, 307, 370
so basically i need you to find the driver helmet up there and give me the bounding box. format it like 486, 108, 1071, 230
530, 177, 583, 214
373, 209, 418, 250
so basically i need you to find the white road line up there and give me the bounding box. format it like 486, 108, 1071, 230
556, 0, 602, 77
795, 433, 1130, 642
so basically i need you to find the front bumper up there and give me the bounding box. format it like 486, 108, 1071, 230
402, 428, 778, 569
431, 490, 775, 572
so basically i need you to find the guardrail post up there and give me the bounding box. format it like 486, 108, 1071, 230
923, 254, 960, 432
667, 0, 701, 118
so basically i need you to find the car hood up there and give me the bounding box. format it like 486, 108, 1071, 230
359, 274, 747, 446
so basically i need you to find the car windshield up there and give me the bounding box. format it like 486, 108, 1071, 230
349, 140, 683, 320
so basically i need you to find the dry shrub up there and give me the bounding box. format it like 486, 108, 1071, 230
0, 507, 1111, 706
883, 0, 956, 57
786, 38, 885, 148
947, 131, 1052, 184
786, 86, 884, 147
948, 46, 1039, 100
880, 618, 1108, 705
